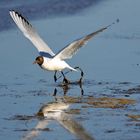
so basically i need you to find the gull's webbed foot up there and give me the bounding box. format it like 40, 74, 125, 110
61, 71, 70, 84
63, 78, 70, 84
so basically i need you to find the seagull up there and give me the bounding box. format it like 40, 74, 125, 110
9, 10, 114, 84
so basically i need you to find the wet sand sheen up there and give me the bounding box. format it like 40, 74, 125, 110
0, 0, 140, 140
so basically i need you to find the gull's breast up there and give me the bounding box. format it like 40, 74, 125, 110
41, 58, 68, 71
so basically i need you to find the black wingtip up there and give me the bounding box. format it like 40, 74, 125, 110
9, 10, 21, 17
9, 10, 20, 16
9, 9, 14, 12
10, 10, 32, 27
9, 9, 15, 15
106, 18, 120, 29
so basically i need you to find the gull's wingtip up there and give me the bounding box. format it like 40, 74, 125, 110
9, 10, 21, 17
106, 18, 120, 29
9, 10, 15, 14
9, 10, 13, 15
9, 10, 16, 18
9, 10, 15, 20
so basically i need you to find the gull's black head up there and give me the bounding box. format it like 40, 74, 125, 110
33, 56, 44, 66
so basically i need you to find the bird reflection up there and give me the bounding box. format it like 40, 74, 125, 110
53, 81, 84, 96
22, 97, 95, 140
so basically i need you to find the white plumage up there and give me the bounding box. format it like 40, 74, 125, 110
9, 10, 113, 82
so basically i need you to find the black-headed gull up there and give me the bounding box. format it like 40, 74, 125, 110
9, 10, 113, 84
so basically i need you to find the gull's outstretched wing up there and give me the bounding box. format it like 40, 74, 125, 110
9, 10, 55, 56
54, 24, 114, 60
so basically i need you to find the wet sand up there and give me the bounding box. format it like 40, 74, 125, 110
0, 0, 140, 140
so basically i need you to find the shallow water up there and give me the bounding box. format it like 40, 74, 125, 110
0, 0, 140, 140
